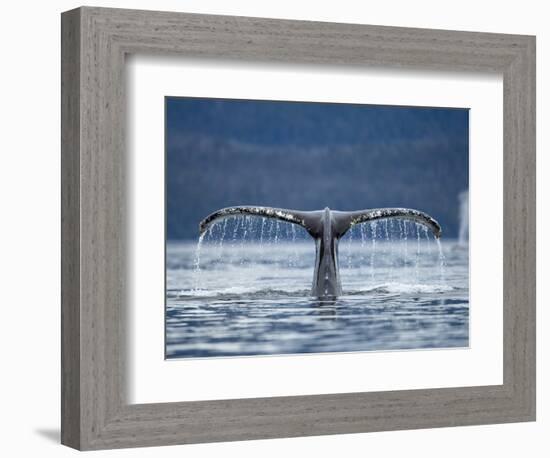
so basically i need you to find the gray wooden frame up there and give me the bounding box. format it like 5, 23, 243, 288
61, 6, 536, 451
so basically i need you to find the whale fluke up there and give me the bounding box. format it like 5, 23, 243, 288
335, 208, 442, 239
198, 206, 441, 298
199, 206, 311, 234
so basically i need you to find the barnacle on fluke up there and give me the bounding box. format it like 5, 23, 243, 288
200, 206, 441, 298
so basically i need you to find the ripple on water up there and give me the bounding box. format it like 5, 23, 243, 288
166, 239, 469, 358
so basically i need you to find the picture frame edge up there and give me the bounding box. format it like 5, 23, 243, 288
61, 6, 536, 450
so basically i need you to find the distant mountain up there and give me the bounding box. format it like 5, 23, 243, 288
166, 98, 468, 148
166, 134, 468, 240
166, 98, 468, 240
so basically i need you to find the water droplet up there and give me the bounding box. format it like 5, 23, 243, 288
192, 230, 207, 291
370, 221, 378, 283
415, 223, 421, 284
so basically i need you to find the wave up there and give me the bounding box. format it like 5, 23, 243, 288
169, 285, 310, 299
168, 281, 456, 300
357, 282, 455, 294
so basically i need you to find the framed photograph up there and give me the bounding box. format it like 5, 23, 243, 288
164, 97, 468, 359
61, 6, 535, 450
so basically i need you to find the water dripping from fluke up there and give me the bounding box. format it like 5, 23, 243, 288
370, 221, 378, 283
346, 225, 354, 270
192, 231, 207, 292
436, 237, 447, 286
216, 218, 228, 262
196, 205, 442, 299
415, 223, 421, 284
290, 223, 298, 268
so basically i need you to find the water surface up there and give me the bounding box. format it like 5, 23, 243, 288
166, 219, 469, 358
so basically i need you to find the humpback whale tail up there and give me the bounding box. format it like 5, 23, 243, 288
199, 206, 441, 298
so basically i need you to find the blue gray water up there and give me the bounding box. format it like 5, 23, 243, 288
166, 218, 469, 359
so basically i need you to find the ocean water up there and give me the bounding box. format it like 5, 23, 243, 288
166, 220, 469, 359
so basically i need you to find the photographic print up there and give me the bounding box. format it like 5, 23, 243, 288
165, 97, 469, 359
